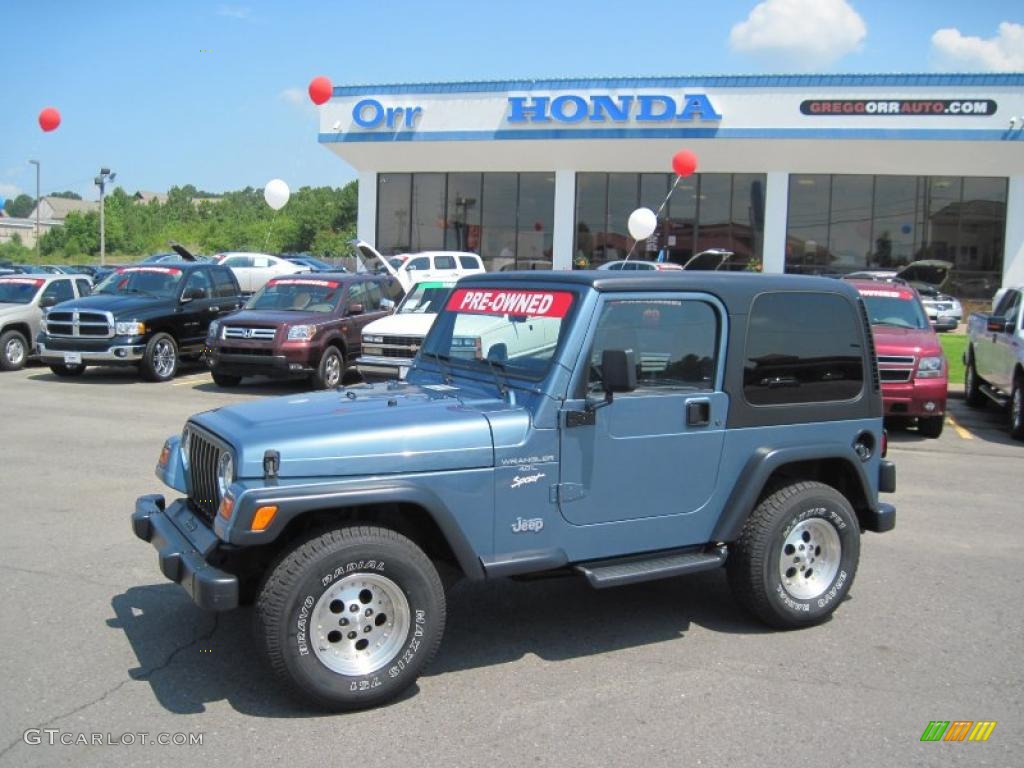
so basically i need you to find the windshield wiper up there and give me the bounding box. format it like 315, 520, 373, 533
423, 351, 454, 385
872, 320, 913, 328
482, 356, 509, 398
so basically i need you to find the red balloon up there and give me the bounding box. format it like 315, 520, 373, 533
38, 107, 61, 132
308, 76, 333, 105
671, 149, 698, 177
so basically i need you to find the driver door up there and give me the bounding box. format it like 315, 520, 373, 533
558, 293, 727, 545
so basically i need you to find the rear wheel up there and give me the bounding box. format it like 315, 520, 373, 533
918, 415, 945, 439
0, 330, 28, 371
311, 346, 344, 390
964, 350, 986, 408
49, 363, 85, 377
211, 371, 242, 387
140, 333, 178, 382
255, 525, 445, 710
728, 481, 860, 629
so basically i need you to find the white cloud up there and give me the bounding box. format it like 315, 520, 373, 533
931, 22, 1024, 72
280, 87, 317, 118
0, 183, 23, 199
730, 0, 867, 71
217, 5, 251, 20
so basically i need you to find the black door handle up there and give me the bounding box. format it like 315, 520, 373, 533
686, 400, 711, 427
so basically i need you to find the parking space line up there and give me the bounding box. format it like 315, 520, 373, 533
946, 412, 974, 440
171, 374, 210, 387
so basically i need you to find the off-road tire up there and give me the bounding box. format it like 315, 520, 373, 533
918, 415, 945, 439
211, 371, 242, 387
140, 332, 178, 382
1010, 379, 1024, 441
728, 481, 860, 629
49, 363, 85, 377
964, 350, 986, 408
310, 345, 344, 390
0, 329, 28, 371
256, 525, 446, 711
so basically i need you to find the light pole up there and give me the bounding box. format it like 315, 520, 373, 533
28, 160, 40, 256
94, 167, 116, 266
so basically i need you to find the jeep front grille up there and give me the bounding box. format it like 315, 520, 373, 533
45, 310, 113, 338
187, 428, 225, 523
223, 326, 276, 341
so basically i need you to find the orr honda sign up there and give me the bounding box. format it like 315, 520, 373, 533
506, 93, 722, 124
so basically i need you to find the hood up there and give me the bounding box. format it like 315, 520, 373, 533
0, 302, 33, 315
48, 293, 170, 316
871, 325, 941, 357
362, 312, 437, 337
220, 308, 333, 328
192, 381, 507, 479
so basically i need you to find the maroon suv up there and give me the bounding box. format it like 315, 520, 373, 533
206, 273, 403, 389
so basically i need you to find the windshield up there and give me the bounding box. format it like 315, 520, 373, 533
420, 287, 577, 382
397, 282, 454, 315
0, 278, 45, 304
95, 266, 184, 298
861, 292, 929, 329
245, 277, 343, 313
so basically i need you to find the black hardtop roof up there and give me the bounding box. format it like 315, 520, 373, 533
459, 270, 861, 310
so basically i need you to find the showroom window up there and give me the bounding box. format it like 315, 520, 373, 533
377, 172, 554, 271
785, 174, 1007, 298
744, 292, 864, 406
574, 172, 765, 270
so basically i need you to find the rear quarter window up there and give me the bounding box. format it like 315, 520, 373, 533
744, 291, 864, 406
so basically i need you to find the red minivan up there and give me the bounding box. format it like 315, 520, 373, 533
849, 279, 948, 438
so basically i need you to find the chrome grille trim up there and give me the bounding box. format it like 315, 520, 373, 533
223, 326, 276, 340
45, 310, 114, 339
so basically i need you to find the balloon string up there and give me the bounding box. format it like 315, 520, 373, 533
263, 210, 278, 250
624, 175, 683, 263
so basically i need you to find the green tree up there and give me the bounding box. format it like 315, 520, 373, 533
5, 194, 35, 218
50, 191, 82, 200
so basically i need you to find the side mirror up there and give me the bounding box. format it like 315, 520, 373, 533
39, 296, 58, 309
600, 348, 637, 396
346, 302, 364, 316
380, 298, 395, 312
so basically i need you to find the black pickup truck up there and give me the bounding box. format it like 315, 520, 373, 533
37, 262, 243, 381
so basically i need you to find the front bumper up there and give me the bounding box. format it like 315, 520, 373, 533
354, 354, 411, 380
208, 350, 314, 378
37, 339, 145, 364
131, 494, 238, 611
882, 378, 947, 418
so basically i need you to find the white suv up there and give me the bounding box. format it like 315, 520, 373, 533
355, 241, 484, 292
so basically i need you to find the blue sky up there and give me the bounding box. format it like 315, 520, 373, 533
1, 0, 1021, 204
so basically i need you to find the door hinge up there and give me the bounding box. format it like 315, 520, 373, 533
550, 483, 585, 503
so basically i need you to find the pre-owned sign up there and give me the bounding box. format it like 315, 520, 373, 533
800, 99, 997, 116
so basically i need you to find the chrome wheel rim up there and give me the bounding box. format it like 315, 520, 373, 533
153, 340, 176, 378
779, 518, 842, 600
5, 337, 25, 366
324, 353, 341, 387
1013, 388, 1023, 429
312, 572, 410, 676
965, 363, 974, 394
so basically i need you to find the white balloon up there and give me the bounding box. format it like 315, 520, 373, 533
264, 178, 290, 211
627, 207, 658, 240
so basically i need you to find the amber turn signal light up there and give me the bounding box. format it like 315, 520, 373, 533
157, 443, 171, 468
218, 496, 235, 520
251, 505, 278, 532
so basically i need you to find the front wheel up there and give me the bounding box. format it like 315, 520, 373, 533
256, 525, 446, 711
0, 330, 28, 371
310, 346, 344, 390
1010, 381, 1024, 441
964, 351, 986, 408
211, 371, 242, 387
140, 333, 178, 382
728, 481, 860, 629
49, 363, 86, 377
918, 415, 945, 439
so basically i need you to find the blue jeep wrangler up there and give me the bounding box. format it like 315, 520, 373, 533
133, 271, 896, 709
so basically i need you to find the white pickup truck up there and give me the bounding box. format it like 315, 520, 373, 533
964, 285, 1024, 439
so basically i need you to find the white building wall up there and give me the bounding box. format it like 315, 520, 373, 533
356, 170, 377, 247
552, 170, 575, 270
761, 172, 789, 274
1004, 176, 1024, 289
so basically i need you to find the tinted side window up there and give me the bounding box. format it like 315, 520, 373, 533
434, 255, 456, 270
365, 282, 383, 310
458, 256, 480, 269
42, 280, 74, 304
588, 298, 719, 392
994, 289, 1020, 321
212, 268, 237, 297
744, 292, 864, 405
182, 270, 212, 299
224, 256, 253, 268
75, 279, 91, 297
347, 282, 369, 312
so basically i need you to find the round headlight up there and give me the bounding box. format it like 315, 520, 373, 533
180, 425, 192, 470
217, 451, 234, 497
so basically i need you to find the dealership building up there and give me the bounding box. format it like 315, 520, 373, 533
319, 73, 1024, 298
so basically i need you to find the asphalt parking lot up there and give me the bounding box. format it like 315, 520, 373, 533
1, 364, 1021, 767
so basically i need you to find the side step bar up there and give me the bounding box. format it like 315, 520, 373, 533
980, 383, 1010, 408
574, 546, 727, 589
